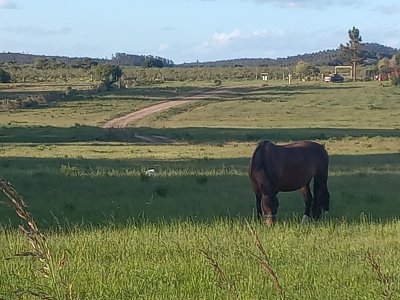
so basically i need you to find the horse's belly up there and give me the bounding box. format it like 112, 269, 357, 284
279, 185, 304, 192
277, 174, 312, 192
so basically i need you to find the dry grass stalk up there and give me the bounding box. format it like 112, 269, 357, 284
365, 250, 393, 299
0, 176, 74, 300
245, 220, 285, 300
200, 249, 239, 299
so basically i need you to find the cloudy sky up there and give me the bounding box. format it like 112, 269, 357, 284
1, 0, 399, 63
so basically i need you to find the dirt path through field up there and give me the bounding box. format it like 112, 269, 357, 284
101, 86, 251, 129
102, 100, 191, 128
101, 85, 261, 143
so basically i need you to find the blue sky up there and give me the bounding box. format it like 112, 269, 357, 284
1, 0, 399, 63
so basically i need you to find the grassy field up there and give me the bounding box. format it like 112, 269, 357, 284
0, 220, 399, 299
0, 80, 400, 299
133, 81, 400, 129
0, 82, 213, 128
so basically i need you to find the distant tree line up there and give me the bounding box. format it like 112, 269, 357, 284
1, 42, 396, 70
1, 30, 399, 86
0, 52, 174, 67
111, 53, 174, 67
2, 58, 399, 87
181, 43, 397, 68
0, 59, 122, 87
0, 52, 108, 66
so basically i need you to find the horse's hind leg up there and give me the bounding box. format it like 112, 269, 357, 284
300, 184, 313, 223
313, 175, 330, 218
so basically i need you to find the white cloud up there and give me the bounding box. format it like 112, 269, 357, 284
142, 24, 400, 64
211, 29, 241, 45
0, 0, 17, 9
187, 27, 346, 62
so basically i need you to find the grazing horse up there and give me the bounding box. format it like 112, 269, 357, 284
248, 140, 330, 225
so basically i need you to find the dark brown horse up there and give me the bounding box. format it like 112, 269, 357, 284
248, 140, 330, 224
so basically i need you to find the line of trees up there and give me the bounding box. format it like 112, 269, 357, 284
1, 26, 399, 86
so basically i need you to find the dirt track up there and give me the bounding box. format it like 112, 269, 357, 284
101, 87, 242, 129
102, 100, 191, 128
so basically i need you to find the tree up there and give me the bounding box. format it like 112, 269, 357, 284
378, 58, 392, 76
294, 60, 320, 80
391, 53, 400, 86
295, 60, 308, 79
142, 57, 164, 68
308, 65, 320, 78
0, 68, 11, 83
393, 53, 400, 74
72, 58, 97, 69
340, 26, 364, 81
96, 64, 123, 89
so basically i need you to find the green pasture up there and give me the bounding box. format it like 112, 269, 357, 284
133, 81, 400, 129
0, 80, 400, 299
1, 138, 399, 227
1, 221, 399, 299
0, 82, 213, 127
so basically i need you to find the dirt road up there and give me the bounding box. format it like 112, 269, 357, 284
101, 87, 245, 129
102, 100, 191, 128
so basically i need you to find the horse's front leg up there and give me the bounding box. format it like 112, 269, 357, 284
261, 191, 279, 225
300, 184, 313, 224
250, 179, 263, 220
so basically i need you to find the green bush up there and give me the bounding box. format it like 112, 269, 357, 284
214, 79, 222, 86
390, 76, 400, 86
0, 68, 11, 83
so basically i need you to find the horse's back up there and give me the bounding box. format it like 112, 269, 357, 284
283, 140, 328, 162
249, 140, 329, 192
282, 141, 329, 183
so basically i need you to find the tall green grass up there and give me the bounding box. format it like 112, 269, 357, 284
1, 219, 399, 299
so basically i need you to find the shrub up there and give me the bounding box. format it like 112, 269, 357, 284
390, 76, 400, 86
0, 68, 11, 83
214, 79, 222, 86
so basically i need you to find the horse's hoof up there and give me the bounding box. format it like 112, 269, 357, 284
301, 215, 311, 224
264, 217, 276, 225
